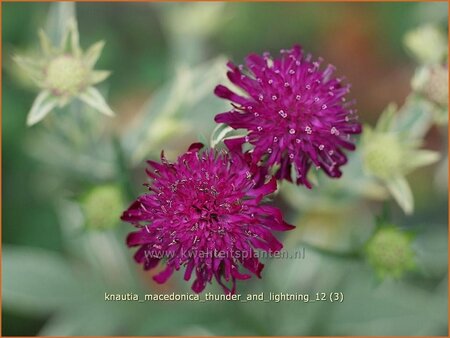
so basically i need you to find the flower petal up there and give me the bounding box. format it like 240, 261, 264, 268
153, 266, 174, 284
214, 85, 248, 106
192, 277, 207, 293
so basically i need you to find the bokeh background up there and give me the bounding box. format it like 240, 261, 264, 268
2, 2, 448, 336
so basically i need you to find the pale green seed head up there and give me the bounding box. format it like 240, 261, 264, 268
366, 227, 415, 278
83, 185, 124, 230
45, 55, 87, 96
363, 133, 403, 179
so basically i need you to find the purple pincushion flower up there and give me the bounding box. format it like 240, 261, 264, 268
214, 45, 362, 188
121, 143, 294, 294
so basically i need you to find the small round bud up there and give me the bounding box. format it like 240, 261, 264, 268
365, 227, 415, 278
82, 185, 124, 230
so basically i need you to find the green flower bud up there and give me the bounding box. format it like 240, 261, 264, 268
362, 105, 440, 214
82, 185, 124, 230
404, 25, 447, 64
363, 133, 403, 179
365, 226, 415, 278
14, 18, 114, 126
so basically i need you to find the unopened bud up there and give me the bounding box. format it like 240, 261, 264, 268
365, 226, 415, 278
82, 185, 124, 230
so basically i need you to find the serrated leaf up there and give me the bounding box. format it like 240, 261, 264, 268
386, 176, 414, 214
26, 90, 58, 126
78, 86, 114, 117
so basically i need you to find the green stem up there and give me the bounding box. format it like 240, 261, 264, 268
113, 135, 136, 201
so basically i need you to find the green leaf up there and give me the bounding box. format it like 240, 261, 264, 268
39, 302, 133, 335
3, 246, 82, 315
415, 225, 448, 279
326, 267, 445, 335
386, 176, 414, 214
78, 86, 114, 117
26, 90, 58, 126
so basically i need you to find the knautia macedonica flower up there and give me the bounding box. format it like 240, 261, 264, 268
214, 45, 361, 188
14, 19, 114, 126
121, 143, 294, 294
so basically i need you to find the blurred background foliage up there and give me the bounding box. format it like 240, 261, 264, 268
2, 2, 448, 336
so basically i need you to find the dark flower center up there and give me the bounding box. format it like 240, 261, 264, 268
191, 205, 220, 221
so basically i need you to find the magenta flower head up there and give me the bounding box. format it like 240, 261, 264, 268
214, 45, 362, 188
121, 143, 294, 294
